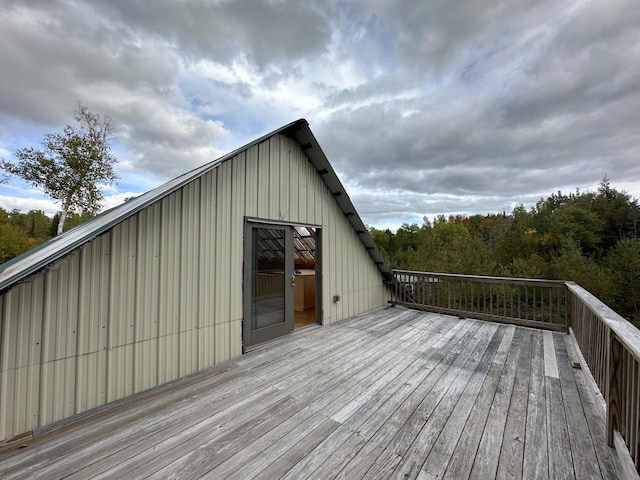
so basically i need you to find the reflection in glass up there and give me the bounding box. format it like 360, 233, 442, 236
252, 228, 286, 329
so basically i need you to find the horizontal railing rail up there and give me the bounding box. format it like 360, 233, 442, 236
390, 269, 640, 473
390, 269, 568, 331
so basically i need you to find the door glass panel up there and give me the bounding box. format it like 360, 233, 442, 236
252, 227, 286, 329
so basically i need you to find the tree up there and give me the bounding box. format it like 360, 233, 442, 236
0, 208, 53, 263
605, 238, 640, 327
49, 210, 93, 237
584, 176, 640, 254
1, 103, 117, 235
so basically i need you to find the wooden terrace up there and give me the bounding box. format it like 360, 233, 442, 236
0, 305, 633, 479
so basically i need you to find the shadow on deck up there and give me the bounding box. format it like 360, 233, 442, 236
0, 307, 629, 479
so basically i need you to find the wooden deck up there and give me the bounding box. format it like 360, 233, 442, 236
0, 307, 625, 479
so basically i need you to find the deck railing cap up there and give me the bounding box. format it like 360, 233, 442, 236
566, 282, 640, 362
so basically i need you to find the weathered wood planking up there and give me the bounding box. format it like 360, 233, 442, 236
564, 334, 621, 479
442, 326, 516, 480
555, 332, 602, 480
0, 307, 627, 479
522, 331, 549, 480
546, 337, 577, 479
388, 324, 501, 480
419, 326, 506, 480
496, 329, 533, 480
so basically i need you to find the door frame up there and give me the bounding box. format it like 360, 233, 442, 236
243, 218, 322, 351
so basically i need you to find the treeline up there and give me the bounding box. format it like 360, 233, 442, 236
0, 209, 92, 263
370, 178, 640, 327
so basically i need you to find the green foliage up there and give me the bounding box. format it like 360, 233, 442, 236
553, 239, 612, 304
0, 103, 117, 235
372, 177, 640, 327
49, 210, 94, 236
0, 207, 96, 264
605, 238, 640, 325
0, 208, 53, 263
369, 227, 393, 265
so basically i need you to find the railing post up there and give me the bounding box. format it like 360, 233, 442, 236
567, 289, 572, 329
607, 332, 623, 446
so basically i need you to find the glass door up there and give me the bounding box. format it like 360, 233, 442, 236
243, 222, 294, 348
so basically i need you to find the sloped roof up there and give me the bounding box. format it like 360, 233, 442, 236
0, 119, 391, 293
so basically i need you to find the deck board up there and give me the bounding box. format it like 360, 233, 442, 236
0, 307, 625, 479
564, 334, 620, 479
522, 329, 549, 480
555, 332, 603, 480
469, 327, 523, 479
496, 328, 533, 480
442, 326, 516, 480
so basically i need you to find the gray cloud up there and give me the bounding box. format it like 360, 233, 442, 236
0, 0, 638, 230
311, 0, 640, 227
90, 0, 332, 68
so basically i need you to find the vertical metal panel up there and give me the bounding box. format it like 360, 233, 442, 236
327, 198, 339, 324
214, 159, 233, 363
76, 350, 107, 413
158, 333, 179, 385
180, 181, 200, 334
215, 322, 230, 363
334, 213, 345, 322
341, 217, 351, 311
257, 141, 270, 218
106, 217, 138, 403
133, 339, 156, 393
286, 138, 301, 222
108, 219, 137, 349
179, 331, 198, 377
133, 203, 161, 393
37, 252, 81, 424
77, 235, 110, 354
306, 159, 318, 221
198, 170, 217, 370
198, 169, 217, 329
229, 153, 246, 324
346, 221, 355, 318
245, 146, 259, 218
179, 181, 200, 377
214, 161, 232, 329
0, 279, 43, 435
156, 193, 182, 386
76, 235, 110, 412
158, 193, 182, 338
198, 325, 215, 368
135, 203, 161, 343
292, 142, 305, 222
229, 319, 242, 358
269, 137, 281, 217
43, 251, 80, 363
358, 243, 366, 313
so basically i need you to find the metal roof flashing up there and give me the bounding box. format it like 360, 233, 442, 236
0, 119, 391, 292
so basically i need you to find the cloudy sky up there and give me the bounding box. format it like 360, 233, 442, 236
1, 0, 639, 230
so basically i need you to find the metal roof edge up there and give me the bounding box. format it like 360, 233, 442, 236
0, 120, 308, 292
0, 118, 392, 291
286, 122, 392, 281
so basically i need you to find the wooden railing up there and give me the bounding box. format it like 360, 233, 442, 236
390, 270, 640, 472
566, 282, 640, 472
390, 270, 568, 331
